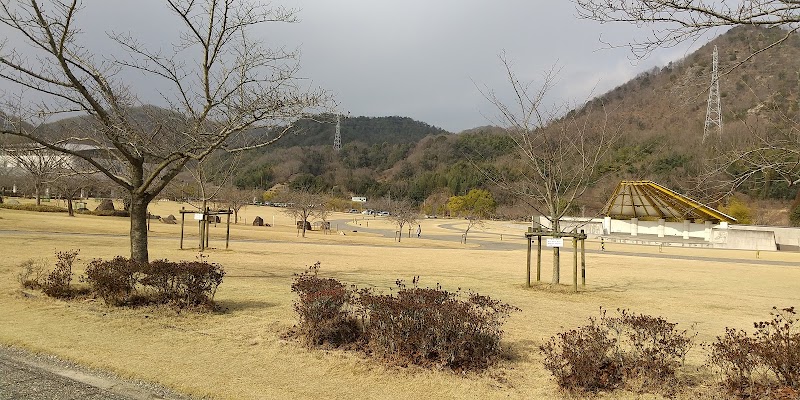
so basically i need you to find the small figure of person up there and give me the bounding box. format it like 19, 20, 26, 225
600, 237, 606, 252
416, 224, 421, 238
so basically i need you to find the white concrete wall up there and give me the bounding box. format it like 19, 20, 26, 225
727, 225, 800, 251
533, 215, 798, 251
711, 228, 777, 251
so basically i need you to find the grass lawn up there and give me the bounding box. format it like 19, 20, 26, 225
1, 199, 798, 399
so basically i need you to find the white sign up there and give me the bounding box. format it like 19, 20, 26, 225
546, 238, 564, 248
193, 213, 203, 220
351, 196, 367, 203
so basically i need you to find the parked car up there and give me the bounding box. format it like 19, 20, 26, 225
377, 211, 390, 216
347, 209, 359, 213
361, 209, 375, 215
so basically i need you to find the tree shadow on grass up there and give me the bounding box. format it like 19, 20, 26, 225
216, 299, 278, 313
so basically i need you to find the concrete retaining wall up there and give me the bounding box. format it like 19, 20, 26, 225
711, 228, 778, 251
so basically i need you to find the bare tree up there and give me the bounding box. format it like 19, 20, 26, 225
0, 1, 329, 263
50, 170, 98, 216
575, 0, 800, 61
278, 187, 326, 238
479, 54, 619, 284
220, 186, 254, 224
0, 141, 69, 205
385, 200, 419, 242
182, 151, 243, 244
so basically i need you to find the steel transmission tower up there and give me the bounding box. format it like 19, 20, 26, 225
333, 114, 342, 151
703, 45, 722, 143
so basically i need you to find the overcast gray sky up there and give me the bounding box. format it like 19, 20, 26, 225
3, 1, 724, 132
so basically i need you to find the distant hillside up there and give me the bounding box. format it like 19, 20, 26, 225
574, 25, 800, 199
228, 26, 800, 219
265, 115, 450, 148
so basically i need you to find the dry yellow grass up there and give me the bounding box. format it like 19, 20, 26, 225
1, 200, 799, 399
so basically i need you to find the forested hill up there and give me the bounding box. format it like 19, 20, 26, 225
570, 25, 800, 200
232, 25, 800, 221
267, 115, 451, 148
12, 25, 798, 221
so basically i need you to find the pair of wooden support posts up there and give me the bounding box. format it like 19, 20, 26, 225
525, 228, 587, 292
178, 207, 233, 250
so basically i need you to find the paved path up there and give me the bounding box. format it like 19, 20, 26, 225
332, 219, 800, 267
0, 346, 190, 400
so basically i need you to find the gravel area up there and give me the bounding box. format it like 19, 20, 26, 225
0, 346, 196, 400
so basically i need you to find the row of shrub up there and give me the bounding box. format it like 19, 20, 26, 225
0, 203, 67, 212
18, 250, 225, 310
0, 202, 128, 216
540, 307, 799, 398
292, 264, 797, 397
291, 263, 519, 371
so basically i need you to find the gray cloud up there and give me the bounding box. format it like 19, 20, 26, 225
1, 0, 721, 132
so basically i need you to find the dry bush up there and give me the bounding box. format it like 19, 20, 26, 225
290, 262, 360, 347
358, 278, 519, 371
41, 250, 79, 298
540, 318, 621, 390
141, 257, 225, 308
291, 267, 519, 372
82, 256, 141, 305
16, 258, 48, 289
540, 308, 693, 394
709, 307, 800, 398
66, 254, 225, 310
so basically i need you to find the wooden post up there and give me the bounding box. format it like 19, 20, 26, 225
580, 229, 586, 287
225, 209, 231, 249
536, 229, 542, 282
147, 212, 151, 231
526, 228, 532, 287
198, 217, 204, 251
573, 236, 578, 292
180, 207, 185, 249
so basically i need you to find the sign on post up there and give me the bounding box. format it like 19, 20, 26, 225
546, 237, 564, 247
193, 213, 203, 220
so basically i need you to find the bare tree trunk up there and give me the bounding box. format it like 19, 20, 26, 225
552, 218, 560, 284
200, 200, 208, 251
35, 183, 41, 205
66, 193, 74, 217
130, 193, 150, 264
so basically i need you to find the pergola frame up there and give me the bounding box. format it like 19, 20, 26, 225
602, 180, 736, 223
